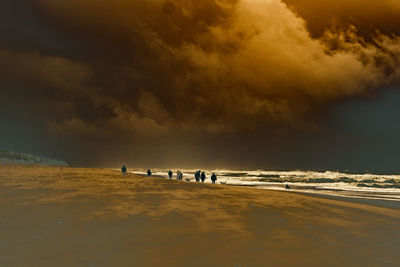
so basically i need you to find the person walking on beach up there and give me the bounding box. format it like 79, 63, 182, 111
211, 172, 217, 184
201, 171, 206, 183
194, 170, 201, 182
147, 169, 152, 176
177, 170, 183, 181
121, 165, 127, 175
168, 170, 173, 179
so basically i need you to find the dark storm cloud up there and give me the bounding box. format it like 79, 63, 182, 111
0, 0, 86, 58
283, 0, 400, 38
1, 0, 400, 168
29, 0, 400, 131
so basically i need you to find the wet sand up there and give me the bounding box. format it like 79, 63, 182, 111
1, 165, 400, 266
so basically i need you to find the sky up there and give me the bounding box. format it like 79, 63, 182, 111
0, 0, 400, 171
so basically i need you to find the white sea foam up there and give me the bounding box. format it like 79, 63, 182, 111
127, 168, 400, 203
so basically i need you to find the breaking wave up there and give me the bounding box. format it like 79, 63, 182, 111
129, 169, 400, 203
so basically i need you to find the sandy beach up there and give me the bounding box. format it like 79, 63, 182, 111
1, 165, 400, 267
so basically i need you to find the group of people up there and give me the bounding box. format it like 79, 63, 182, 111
168, 169, 217, 184
121, 165, 291, 189
194, 170, 206, 183
175, 170, 183, 181
121, 165, 218, 184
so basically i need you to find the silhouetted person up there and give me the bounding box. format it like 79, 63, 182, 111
211, 172, 217, 184
168, 170, 173, 179
285, 184, 290, 189
121, 165, 127, 175
147, 169, 152, 176
177, 170, 183, 181
201, 171, 206, 183
195, 170, 201, 182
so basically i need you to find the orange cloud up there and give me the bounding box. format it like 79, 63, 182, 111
4, 0, 400, 136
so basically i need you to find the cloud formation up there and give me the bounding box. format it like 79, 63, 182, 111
283, 0, 400, 37
27, 0, 399, 132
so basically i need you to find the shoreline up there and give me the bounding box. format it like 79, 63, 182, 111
294, 190, 400, 210
135, 172, 400, 210
234, 183, 400, 210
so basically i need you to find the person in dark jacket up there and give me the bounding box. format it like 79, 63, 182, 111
211, 172, 217, 184
194, 170, 201, 182
200, 171, 206, 183
285, 184, 290, 189
168, 170, 173, 179
121, 165, 127, 175
147, 169, 152, 176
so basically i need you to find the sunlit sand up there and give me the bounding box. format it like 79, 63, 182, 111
1, 165, 400, 266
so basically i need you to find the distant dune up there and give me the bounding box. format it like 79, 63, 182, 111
0, 149, 68, 166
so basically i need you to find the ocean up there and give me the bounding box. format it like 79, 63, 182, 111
129, 168, 400, 204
